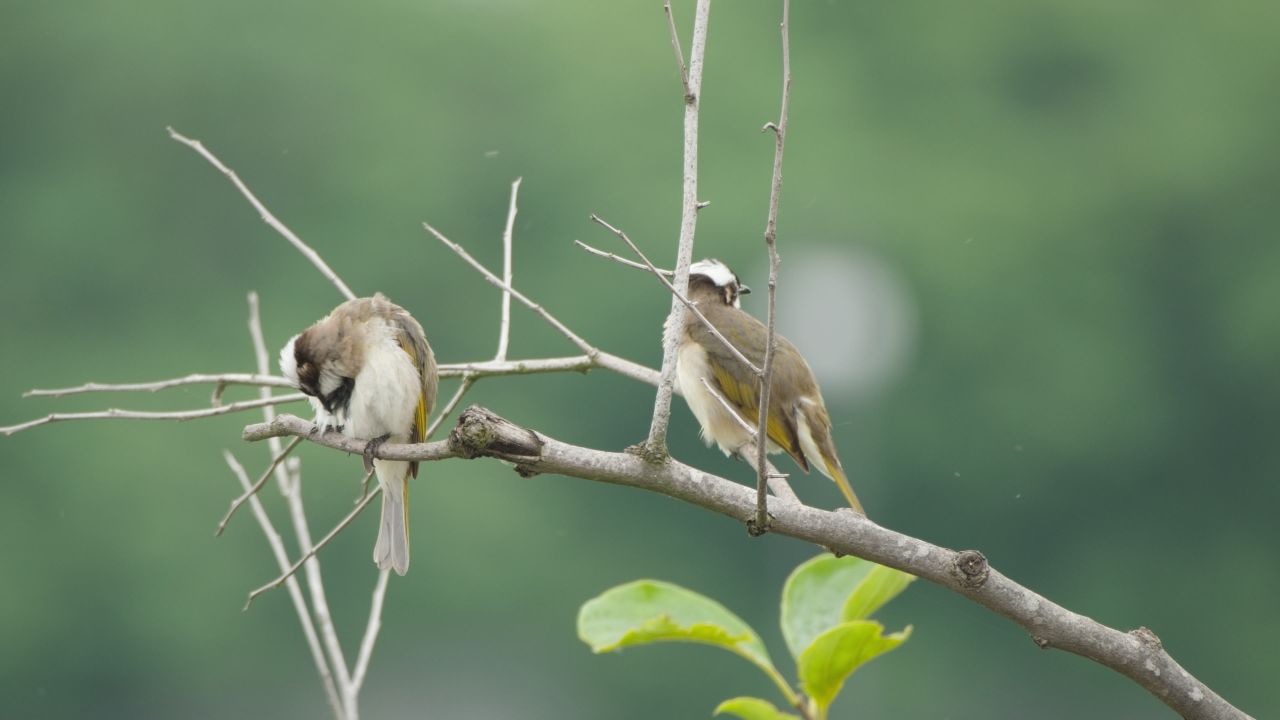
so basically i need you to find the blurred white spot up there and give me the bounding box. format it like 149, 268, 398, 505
484, 150, 500, 158
762, 248, 916, 400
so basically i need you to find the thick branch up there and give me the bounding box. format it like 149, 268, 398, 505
246, 406, 1252, 720
648, 0, 712, 454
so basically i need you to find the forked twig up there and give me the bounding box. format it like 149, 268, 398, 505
245, 475, 380, 609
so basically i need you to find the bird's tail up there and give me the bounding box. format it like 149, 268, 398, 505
823, 458, 867, 517
373, 459, 411, 575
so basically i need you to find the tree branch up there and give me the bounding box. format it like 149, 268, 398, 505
23, 373, 294, 397
574, 239, 673, 275
245, 478, 380, 610
496, 177, 522, 362
648, 0, 712, 455
753, 0, 792, 533
258, 406, 1247, 720
167, 127, 357, 301
223, 451, 347, 719
245, 292, 355, 714
0, 394, 306, 436
663, 1, 692, 100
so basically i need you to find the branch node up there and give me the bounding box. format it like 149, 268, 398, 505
1031, 635, 1051, 650
745, 514, 772, 537
1130, 626, 1164, 650
449, 405, 544, 460
952, 549, 990, 588
695, 200, 711, 210
626, 441, 669, 465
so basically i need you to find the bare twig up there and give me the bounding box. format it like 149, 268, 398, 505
167, 127, 356, 301
24, 373, 293, 397
351, 568, 392, 692
245, 481, 381, 610
496, 178, 522, 362
590, 213, 761, 375
427, 377, 476, 439
216, 435, 303, 536
0, 394, 306, 436
698, 377, 799, 505
574, 239, 673, 275
246, 292, 355, 714
425, 222, 596, 356
753, 0, 792, 534
648, 0, 713, 455
663, 1, 692, 100
223, 450, 345, 720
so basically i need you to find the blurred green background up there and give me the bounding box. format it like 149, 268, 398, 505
2, 1, 1276, 718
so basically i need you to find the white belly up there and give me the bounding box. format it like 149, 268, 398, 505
344, 331, 420, 443
676, 341, 755, 455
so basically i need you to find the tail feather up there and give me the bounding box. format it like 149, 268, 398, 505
373, 459, 411, 575
825, 459, 867, 517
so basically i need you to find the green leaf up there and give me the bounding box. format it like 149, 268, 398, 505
577, 580, 775, 674
841, 565, 917, 622
798, 621, 912, 711
713, 696, 801, 720
780, 554, 875, 660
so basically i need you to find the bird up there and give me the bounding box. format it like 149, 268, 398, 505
669, 258, 866, 515
279, 293, 437, 575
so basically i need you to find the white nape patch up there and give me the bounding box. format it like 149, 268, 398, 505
689, 259, 737, 288
279, 335, 300, 384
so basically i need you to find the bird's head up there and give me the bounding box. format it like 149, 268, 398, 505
689, 258, 750, 308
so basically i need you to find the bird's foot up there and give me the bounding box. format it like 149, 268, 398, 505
363, 434, 391, 473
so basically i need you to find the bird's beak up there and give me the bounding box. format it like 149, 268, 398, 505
739, 285, 752, 295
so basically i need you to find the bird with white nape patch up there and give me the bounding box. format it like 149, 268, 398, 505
279, 293, 438, 575
668, 258, 866, 515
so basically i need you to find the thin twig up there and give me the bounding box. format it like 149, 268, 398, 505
216, 435, 303, 536
424, 222, 597, 356
223, 450, 345, 720
698, 377, 799, 505
245, 482, 381, 609
246, 292, 355, 712
574, 239, 673, 275
496, 178, 522, 362
648, 0, 713, 455
590, 213, 760, 375
167, 127, 357, 301
0, 394, 306, 436
427, 377, 476, 439
663, 1, 692, 100
753, 0, 792, 534
24, 373, 293, 397
351, 569, 392, 693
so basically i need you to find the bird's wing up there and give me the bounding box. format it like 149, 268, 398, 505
393, 313, 436, 478
693, 314, 810, 472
